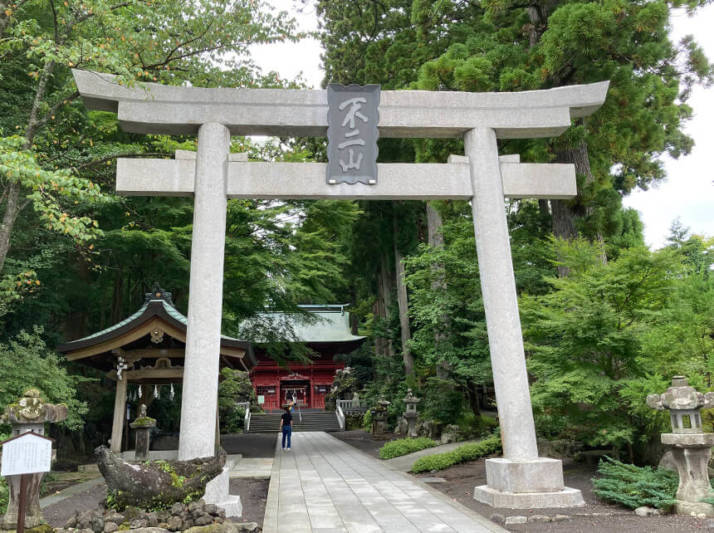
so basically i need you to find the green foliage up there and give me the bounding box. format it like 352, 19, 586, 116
0, 328, 88, 431
0, 135, 106, 242
0, 476, 7, 515
218, 367, 258, 434
410, 434, 501, 473
362, 409, 372, 431
592, 457, 678, 510
379, 437, 437, 459
0, 0, 299, 277
522, 237, 713, 455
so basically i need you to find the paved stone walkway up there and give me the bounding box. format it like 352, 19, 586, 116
263, 432, 505, 533
231, 457, 274, 479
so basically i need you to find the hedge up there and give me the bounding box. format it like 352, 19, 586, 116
410, 434, 501, 473
379, 437, 438, 459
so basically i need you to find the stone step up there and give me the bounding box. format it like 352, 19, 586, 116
249, 412, 341, 433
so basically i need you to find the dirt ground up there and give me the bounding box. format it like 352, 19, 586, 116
331, 429, 392, 458
336, 430, 712, 532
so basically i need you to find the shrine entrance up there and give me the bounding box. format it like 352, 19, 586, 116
71, 68, 608, 508
281, 379, 310, 408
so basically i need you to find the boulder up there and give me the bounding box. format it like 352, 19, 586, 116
440, 424, 462, 444
95, 446, 225, 510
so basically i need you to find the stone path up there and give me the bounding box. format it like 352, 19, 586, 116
384, 440, 483, 472
263, 432, 505, 533
231, 457, 273, 479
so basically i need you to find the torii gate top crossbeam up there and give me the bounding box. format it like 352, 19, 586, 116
72, 70, 608, 139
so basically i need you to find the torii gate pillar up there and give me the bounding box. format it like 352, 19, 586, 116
465, 128, 580, 507
178, 123, 230, 460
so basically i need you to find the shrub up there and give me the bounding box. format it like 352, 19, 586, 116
362, 409, 372, 431
379, 437, 438, 459
592, 456, 678, 510
0, 476, 7, 515
410, 434, 501, 473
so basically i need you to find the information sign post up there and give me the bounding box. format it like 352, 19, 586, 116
0, 432, 53, 533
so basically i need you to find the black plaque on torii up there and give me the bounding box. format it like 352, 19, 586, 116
326, 84, 380, 185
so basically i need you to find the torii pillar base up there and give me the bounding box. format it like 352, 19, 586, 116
474, 457, 584, 509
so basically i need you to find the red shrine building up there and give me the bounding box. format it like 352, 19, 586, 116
247, 305, 365, 411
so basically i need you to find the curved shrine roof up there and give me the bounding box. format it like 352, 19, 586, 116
57, 288, 254, 371
242, 304, 366, 344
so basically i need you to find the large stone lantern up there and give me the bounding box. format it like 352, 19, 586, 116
647, 376, 714, 516
371, 398, 391, 436
403, 389, 420, 438
1, 389, 67, 530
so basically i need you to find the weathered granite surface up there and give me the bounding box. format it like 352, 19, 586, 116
96, 446, 224, 510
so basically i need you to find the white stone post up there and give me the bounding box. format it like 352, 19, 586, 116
465, 128, 583, 508
178, 122, 230, 460
464, 128, 538, 460
110, 377, 128, 453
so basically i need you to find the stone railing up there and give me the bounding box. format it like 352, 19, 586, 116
236, 402, 250, 432
337, 399, 356, 411
336, 405, 345, 430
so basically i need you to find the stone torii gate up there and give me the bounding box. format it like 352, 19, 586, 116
73, 69, 608, 508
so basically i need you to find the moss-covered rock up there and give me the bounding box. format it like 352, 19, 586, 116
96, 446, 224, 510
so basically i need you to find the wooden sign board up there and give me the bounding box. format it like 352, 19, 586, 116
1, 432, 53, 477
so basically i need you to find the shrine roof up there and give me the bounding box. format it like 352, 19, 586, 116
242, 304, 366, 344
57, 287, 254, 371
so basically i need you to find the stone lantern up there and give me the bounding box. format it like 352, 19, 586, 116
403, 389, 420, 438
129, 404, 157, 461
1, 389, 67, 530
371, 398, 391, 436
647, 376, 714, 516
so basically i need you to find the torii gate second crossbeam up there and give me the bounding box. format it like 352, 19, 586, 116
73, 69, 608, 509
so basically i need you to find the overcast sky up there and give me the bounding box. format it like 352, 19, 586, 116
251, 1, 713, 249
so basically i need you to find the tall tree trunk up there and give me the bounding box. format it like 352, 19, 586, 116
426, 202, 451, 379
552, 136, 607, 274
112, 273, 124, 324
393, 214, 415, 378
0, 182, 22, 274
465, 380, 481, 418
374, 251, 394, 357
0, 60, 55, 273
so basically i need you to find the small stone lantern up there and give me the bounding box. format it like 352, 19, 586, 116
403, 389, 420, 438
129, 404, 156, 461
647, 376, 714, 516
1, 389, 67, 530
371, 398, 391, 436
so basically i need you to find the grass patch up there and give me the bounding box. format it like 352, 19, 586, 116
410, 434, 501, 473
379, 437, 438, 459
592, 456, 678, 510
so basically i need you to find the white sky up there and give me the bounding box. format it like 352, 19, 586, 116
252, 1, 713, 249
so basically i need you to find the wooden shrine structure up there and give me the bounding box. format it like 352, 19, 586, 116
248, 305, 365, 411
57, 287, 254, 452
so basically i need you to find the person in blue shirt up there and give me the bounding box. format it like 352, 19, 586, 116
280, 404, 293, 451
